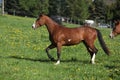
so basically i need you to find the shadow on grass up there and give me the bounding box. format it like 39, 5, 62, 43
9, 56, 51, 62
0, 56, 89, 64
61, 57, 89, 64
0, 55, 50, 62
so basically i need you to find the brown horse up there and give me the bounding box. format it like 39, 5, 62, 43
32, 14, 110, 65
110, 20, 120, 38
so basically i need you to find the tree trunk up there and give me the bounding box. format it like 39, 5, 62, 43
2, 0, 4, 15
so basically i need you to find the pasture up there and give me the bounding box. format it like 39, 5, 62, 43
0, 15, 120, 80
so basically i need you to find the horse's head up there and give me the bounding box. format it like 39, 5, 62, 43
109, 29, 117, 39
32, 14, 46, 29
109, 20, 120, 38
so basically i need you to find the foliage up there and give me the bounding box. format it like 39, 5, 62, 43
105, 5, 113, 21
49, 0, 62, 15
4, 0, 90, 21
113, 0, 120, 20
0, 15, 120, 80
4, 0, 120, 21
66, 0, 89, 21
5, 0, 49, 17
90, 0, 107, 20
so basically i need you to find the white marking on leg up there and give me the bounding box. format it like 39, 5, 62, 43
54, 60, 60, 65
91, 53, 95, 64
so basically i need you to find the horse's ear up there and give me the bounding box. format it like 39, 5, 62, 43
118, 20, 120, 24
39, 14, 42, 17
39, 14, 44, 17
114, 20, 119, 25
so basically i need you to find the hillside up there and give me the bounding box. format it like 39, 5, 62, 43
0, 15, 120, 80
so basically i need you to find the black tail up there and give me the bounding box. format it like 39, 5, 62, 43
96, 29, 110, 55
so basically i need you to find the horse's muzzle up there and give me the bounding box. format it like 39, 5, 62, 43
32, 26, 35, 30
32, 23, 36, 30
109, 35, 113, 39
109, 34, 114, 39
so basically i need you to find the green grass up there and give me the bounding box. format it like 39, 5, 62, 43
0, 15, 120, 80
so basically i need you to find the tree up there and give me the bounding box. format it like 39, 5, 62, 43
19, 0, 49, 17
90, 0, 107, 21
113, 0, 120, 20
49, 0, 65, 16
77, 0, 89, 20
105, 5, 113, 21
5, 0, 20, 15
2, 0, 4, 15
66, 0, 89, 21
5, 0, 49, 17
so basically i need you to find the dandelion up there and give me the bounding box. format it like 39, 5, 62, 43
77, 68, 80, 71
14, 67, 20, 71
26, 42, 31, 47
21, 55, 24, 58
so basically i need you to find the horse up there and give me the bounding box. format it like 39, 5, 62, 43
110, 20, 120, 38
32, 14, 110, 65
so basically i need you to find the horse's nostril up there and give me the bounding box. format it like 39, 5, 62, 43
32, 26, 35, 30
32, 26, 36, 29
109, 35, 112, 38
109, 35, 113, 39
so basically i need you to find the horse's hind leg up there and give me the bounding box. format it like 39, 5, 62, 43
46, 44, 55, 61
83, 41, 98, 64
89, 47, 98, 64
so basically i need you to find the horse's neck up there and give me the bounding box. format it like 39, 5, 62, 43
45, 17, 60, 34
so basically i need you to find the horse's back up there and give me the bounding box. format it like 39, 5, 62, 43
60, 26, 97, 40
81, 26, 97, 41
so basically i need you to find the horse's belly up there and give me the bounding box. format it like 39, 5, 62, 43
64, 39, 82, 46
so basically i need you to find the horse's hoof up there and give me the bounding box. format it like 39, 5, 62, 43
50, 58, 55, 61
54, 60, 60, 65
54, 63, 60, 65
90, 61, 95, 64
92, 62, 95, 64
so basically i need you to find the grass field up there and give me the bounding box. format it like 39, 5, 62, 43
0, 15, 120, 80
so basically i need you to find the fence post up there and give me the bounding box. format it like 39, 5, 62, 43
2, 0, 4, 15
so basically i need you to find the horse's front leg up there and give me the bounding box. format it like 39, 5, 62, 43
46, 44, 55, 61
55, 43, 62, 65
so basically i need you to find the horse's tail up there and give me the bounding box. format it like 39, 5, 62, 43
96, 29, 110, 55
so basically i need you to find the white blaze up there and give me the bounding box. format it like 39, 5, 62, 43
110, 31, 114, 38
32, 22, 36, 28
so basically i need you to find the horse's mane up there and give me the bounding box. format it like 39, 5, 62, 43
113, 20, 120, 30
44, 15, 66, 28
39, 14, 61, 26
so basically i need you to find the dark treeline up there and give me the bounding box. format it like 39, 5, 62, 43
4, 0, 120, 22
